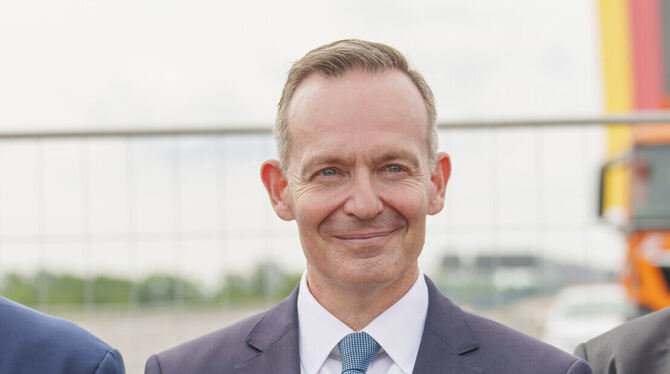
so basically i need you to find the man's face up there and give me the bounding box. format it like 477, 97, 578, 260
263, 69, 450, 291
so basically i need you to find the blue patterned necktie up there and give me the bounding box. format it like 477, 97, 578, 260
338, 332, 381, 374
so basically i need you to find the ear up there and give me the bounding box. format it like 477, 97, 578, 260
427, 152, 452, 215
260, 159, 295, 221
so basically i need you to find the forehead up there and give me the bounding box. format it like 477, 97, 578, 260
285, 70, 429, 166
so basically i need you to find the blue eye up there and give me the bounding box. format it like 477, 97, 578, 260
387, 165, 404, 173
320, 168, 337, 176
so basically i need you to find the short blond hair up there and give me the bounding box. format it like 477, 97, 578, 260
275, 39, 438, 171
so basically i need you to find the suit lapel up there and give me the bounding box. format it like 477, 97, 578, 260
233, 277, 482, 374
413, 277, 482, 374
234, 287, 301, 374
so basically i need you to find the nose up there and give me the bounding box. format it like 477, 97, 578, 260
342, 171, 384, 220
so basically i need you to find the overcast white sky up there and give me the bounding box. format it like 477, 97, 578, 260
0, 0, 602, 129
0, 1, 621, 284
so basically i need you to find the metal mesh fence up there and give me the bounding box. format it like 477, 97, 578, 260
1, 115, 667, 371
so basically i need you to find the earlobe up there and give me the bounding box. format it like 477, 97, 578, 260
260, 160, 295, 221
428, 152, 451, 215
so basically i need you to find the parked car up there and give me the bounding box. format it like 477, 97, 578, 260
541, 283, 628, 353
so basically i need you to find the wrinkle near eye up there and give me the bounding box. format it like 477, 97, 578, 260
293, 183, 322, 199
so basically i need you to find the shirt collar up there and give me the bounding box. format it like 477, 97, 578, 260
297, 272, 354, 374
297, 269, 429, 374
364, 271, 428, 373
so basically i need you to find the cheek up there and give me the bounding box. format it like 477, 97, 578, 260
381, 185, 430, 219
294, 190, 345, 229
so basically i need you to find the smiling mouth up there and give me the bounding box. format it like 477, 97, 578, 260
334, 230, 396, 242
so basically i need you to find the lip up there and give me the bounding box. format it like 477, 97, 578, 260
334, 229, 396, 244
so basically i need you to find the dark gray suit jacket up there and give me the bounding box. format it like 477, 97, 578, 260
0, 296, 125, 374
145, 277, 591, 373
574, 306, 670, 374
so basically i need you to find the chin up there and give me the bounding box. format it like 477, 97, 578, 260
334, 261, 406, 290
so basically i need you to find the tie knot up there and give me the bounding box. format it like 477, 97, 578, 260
338, 332, 381, 374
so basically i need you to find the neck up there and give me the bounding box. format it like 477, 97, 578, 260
306, 265, 419, 331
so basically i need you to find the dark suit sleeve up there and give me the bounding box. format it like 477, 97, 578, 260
144, 354, 163, 374
565, 357, 593, 374
95, 349, 126, 374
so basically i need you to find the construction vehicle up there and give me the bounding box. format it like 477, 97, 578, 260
599, 127, 670, 314
598, 0, 670, 314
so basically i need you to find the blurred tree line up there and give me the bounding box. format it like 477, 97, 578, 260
0, 263, 301, 309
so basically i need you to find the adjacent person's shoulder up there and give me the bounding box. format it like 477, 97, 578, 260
462, 310, 592, 374
574, 307, 670, 374
144, 309, 268, 374
579, 305, 670, 351
0, 296, 125, 374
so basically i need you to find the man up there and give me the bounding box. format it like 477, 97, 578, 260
574, 306, 670, 373
0, 295, 125, 374
145, 39, 591, 373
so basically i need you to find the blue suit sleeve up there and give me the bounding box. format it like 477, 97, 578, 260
566, 357, 593, 374
144, 354, 163, 374
95, 349, 126, 374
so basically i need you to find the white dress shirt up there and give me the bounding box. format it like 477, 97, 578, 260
297, 269, 429, 374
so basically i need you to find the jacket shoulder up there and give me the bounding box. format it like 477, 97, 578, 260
146, 310, 267, 374
422, 277, 589, 374
575, 307, 670, 373
0, 297, 125, 374
462, 310, 590, 373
